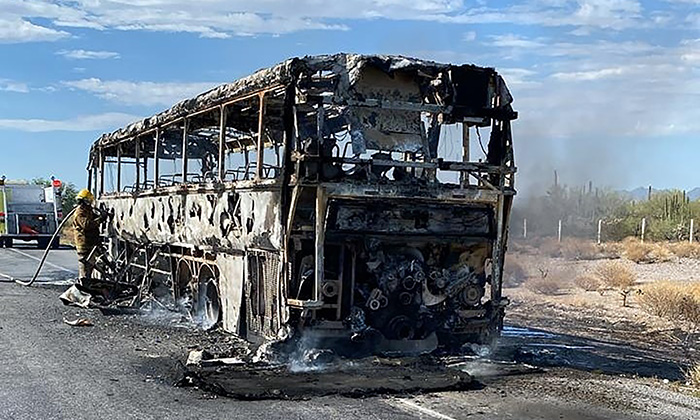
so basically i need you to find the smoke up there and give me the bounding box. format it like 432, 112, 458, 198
134, 297, 200, 329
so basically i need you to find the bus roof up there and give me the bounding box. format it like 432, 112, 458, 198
91, 53, 513, 153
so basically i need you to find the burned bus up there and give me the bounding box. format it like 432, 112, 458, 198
87, 54, 517, 354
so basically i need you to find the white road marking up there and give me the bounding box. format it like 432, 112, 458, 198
8, 248, 77, 274
0, 270, 14, 281
391, 398, 458, 420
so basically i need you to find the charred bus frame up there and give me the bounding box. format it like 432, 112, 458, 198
87, 54, 517, 354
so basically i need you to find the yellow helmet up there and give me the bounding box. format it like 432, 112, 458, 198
76, 189, 94, 202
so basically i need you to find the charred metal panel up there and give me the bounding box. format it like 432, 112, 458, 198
100, 188, 282, 251
216, 253, 245, 334
330, 201, 493, 237
347, 66, 424, 154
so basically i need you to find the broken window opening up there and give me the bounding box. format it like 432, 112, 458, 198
221, 96, 260, 181
102, 146, 119, 194
137, 136, 155, 190
219, 95, 285, 182
185, 108, 222, 184
156, 126, 185, 187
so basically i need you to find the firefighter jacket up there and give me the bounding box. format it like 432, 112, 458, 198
73, 204, 102, 254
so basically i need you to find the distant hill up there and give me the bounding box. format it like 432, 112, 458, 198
624, 187, 650, 201
621, 187, 700, 201
689, 188, 700, 201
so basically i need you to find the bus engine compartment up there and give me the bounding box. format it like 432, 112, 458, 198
87, 53, 517, 356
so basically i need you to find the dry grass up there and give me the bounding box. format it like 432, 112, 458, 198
560, 238, 599, 260
595, 261, 636, 290
670, 242, 700, 259
503, 254, 528, 288
598, 242, 623, 259
538, 238, 563, 258
574, 274, 601, 292
523, 267, 572, 295
623, 239, 673, 264
508, 240, 536, 255
638, 281, 700, 325
534, 237, 601, 260
524, 277, 563, 295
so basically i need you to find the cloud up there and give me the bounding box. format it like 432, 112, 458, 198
551, 67, 627, 81
0, 18, 69, 43
498, 68, 541, 89
0, 0, 681, 41
0, 79, 30, 93
0, 112, 141, 132
57, 49, 121, 60
463, 31, 477, 41
62, 78, 220, 106
489, 34, 546, 49
417, 1, 645, 31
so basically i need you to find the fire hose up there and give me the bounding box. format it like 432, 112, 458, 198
12, 205, 79, 287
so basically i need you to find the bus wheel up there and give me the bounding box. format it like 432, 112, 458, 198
197, 265, 221, 330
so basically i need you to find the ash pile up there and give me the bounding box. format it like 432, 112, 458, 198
178, 339, 474, 400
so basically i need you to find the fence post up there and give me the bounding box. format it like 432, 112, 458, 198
523, 218, 527, 239
641, 217, 646, 243
558, 219, 562, 243
597, 219, 602, 245
691, 219, 695, 244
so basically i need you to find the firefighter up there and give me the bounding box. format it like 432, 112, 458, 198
73, 189, 104, 284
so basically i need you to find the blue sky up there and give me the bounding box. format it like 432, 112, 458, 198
0, 0, 698, 193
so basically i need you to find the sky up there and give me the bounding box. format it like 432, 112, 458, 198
0, 0, 698, 194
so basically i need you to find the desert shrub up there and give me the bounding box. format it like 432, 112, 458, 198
623, 240, 673, 263
597, 242, 623, 259
574, 275, 601, 291
595, 261, 636, 290
639, 281, 700, 326
623, 240, 652, 263
524, 277, 562, 295
508, 240, 530, 254
670, 242, 700, 259
638, 281, 686, 319
560, 238, 599, 260
538, 238, 563, 258
503, 255, 528, 288
523, 268, 571, 295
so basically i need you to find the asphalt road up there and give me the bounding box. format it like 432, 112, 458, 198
1, 246, 699, 420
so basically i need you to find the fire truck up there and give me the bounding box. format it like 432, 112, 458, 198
0, 176, 63, 249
